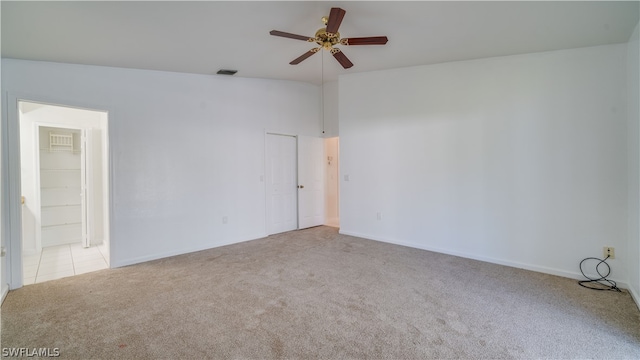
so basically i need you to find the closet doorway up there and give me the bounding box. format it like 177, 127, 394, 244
18, 101, 110, 285
265, 133, 325, 235
39, 126, 85, 247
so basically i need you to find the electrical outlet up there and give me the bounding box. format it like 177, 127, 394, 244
376, 212, 382, 220
603, 247, 615, 259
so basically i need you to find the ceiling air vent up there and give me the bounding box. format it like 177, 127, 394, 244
216, 69, 238, 75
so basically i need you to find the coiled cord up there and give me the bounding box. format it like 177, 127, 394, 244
578, 256, 621, 292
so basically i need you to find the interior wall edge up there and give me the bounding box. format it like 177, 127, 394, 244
629, 286, 640, 311
0, 285, 8, 305
626, 18, 640, 310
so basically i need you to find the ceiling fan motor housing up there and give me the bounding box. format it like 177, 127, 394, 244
314, 28, 340, 50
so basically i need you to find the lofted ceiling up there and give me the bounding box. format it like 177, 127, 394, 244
2, 1, 639, 85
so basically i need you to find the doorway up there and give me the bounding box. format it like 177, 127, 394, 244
38, 126, 84, 248
18, 101, 110, 285
265, 134, 325, 235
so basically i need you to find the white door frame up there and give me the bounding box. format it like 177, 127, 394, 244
4, 94, 111, 289
80, 128, 93, 248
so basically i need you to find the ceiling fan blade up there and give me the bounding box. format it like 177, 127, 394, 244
332, 49, 353, 69
326, 8, 346, 34
290, 48, 320, 65
270, 30, 313, 41
342, 36, 389, 46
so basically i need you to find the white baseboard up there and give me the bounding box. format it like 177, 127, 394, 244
112, 233, 268, 268
338, 229, 630, 289
324, 217, 340, 228
91, 237, 104, 246
1, 284, 9, 305
629, 285, 640, 311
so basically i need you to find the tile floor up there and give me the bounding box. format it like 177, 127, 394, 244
23, 243, 109, 285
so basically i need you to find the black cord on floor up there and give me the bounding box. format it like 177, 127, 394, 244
578, 256, 621, 292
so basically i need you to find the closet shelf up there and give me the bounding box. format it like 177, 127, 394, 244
40, 147, 81, 154
47, 132, 76, 152
40, 168, 81, 172
42, 204, 81, 209
40, 187, 81, 192
42, 222, 82, 229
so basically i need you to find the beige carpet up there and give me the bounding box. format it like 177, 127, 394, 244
2, 226, 639, 359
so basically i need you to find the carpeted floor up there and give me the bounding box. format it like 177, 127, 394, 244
2, 226, 639, 359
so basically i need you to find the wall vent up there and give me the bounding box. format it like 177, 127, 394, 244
49, 132, 74, 152
216, 69, 238, 75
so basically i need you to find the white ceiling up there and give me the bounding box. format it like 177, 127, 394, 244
2, 1, 639, 85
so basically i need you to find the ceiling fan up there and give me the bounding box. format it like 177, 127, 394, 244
269, 7, 388, 69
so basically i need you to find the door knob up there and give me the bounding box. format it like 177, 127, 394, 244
298, 185, 304, 189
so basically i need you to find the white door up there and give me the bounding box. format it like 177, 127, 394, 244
266, 134, 298, 235
297, 136, 325, 229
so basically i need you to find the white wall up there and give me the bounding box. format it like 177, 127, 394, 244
0, 2, 6, 302
322, 80, 339, 137
324, 137, 339, 227
18, 105, 38, 254
340, 44, 629, 284
627, 21, 640, 304
2, 59, 321, 273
